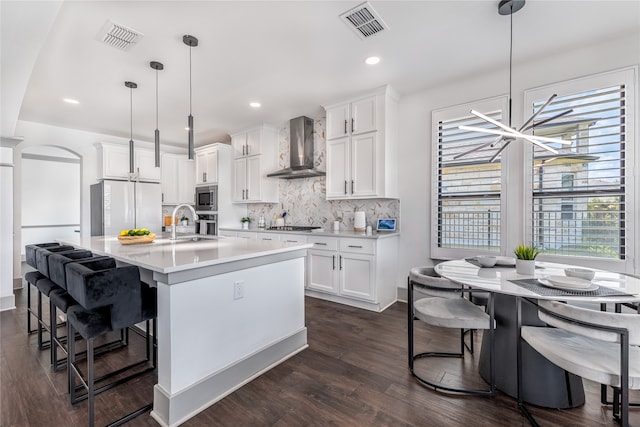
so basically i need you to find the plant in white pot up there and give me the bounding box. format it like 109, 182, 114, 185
180, 215, 189, 226
241, 217, 251, 229
514, 244, 541, 275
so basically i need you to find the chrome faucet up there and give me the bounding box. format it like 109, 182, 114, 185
170, 204, 198, 240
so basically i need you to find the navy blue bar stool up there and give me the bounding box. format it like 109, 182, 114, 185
65, 258, 157, 427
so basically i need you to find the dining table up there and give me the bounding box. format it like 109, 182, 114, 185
435, 258, 640, 408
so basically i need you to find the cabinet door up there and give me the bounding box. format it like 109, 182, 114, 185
351, 133, 377, 197
205, 150, 218, 183
231, 133, 246, 157
325, 138, 350, 199
339, 253, 375, 301
135, 149, 161, 182
351, 96, 377, 135
233, 158, 247, 202
246, 128, 261, 156
177, 157, 195, 204
102, 145, 130, 179
325, 103, 350, 140
245, 156, 262, 202
195, 151, 208, 185
307, 249, 339, 294
160, 155, 179, 204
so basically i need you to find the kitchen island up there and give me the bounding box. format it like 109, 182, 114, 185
61, 233, 312, 427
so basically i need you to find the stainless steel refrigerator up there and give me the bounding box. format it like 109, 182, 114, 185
90, 180, 162, 236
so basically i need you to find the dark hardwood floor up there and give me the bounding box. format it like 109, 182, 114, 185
1, 286, 638, 426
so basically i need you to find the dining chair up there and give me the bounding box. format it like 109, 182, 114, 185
518, 299, 640, 426
408, 266, 495, 396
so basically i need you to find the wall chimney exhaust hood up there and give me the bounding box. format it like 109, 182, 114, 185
267, 116, 326, 179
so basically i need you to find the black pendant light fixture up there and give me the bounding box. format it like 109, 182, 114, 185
183, 34, 198, 160
125, 81, 138, 175
150, 61, 164, 167
455, 0, 573, 162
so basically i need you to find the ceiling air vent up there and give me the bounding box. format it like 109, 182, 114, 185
339, 2, 388, 40
97, 20, 143, 51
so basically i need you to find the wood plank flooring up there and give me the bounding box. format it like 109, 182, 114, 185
1, 286, 638, 426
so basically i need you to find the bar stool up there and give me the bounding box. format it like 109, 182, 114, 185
47, 251, 109, 371
65, 258, 157, 427
27, 244, 74, 349
24, 243, 62, 334
408, 266, 495, 396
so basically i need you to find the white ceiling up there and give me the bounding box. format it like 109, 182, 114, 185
3, 1, 639, 149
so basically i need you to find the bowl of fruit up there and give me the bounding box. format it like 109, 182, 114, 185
117, 228, 156, 245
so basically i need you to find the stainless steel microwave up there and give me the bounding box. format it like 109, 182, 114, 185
195, 185, 218, 211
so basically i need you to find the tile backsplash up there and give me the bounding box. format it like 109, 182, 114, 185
247, 117, 399, 231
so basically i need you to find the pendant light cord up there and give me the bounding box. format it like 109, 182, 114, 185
189, 46, 192, 115
155, 69, 159, 128
508, 2, 513, 128
130, 86, 133, 139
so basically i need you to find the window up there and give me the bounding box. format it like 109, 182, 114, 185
525, 68, 636, 265
431, 97, 508, 259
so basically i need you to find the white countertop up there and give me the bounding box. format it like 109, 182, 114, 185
60, 233, 312, 275
220, 226, 400, 239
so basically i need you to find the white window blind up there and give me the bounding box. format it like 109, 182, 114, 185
527, 72, 634, 261
432, 98, 507, 257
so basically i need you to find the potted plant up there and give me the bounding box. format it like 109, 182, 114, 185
241, 217, 251, 229
514, 244, 541, 275
180, 215, 189, 226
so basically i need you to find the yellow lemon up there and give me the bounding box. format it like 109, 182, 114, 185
119, 230, 128, 236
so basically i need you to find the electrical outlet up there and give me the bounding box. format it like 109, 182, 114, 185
233, 281, 244, 300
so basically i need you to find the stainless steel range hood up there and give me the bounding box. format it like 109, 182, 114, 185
266, 116, 326, 179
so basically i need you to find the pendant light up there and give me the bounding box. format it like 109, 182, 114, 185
183, 34, 198, 160
125, 81, 138, 175
455, 0, 573, 162
150, 61, 164, 167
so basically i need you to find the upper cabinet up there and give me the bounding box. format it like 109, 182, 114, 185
230, 125, 279, 203
161, 153, 195, 205
195, 145, 219, 185
96, 142, 160, 182
323, 86, 398, 200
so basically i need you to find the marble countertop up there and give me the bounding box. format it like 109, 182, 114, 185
220, 226, 400, 239
60, 233, 312, 274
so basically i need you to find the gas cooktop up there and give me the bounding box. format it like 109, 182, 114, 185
266, 225, 321, 232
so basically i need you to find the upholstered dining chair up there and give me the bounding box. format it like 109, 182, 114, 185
519, 299, 640, 426
408, 266, 495, 396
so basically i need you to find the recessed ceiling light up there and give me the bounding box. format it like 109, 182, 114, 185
365, 56, 380, 65
63, 98, 79, 104
249, 102, 261, 108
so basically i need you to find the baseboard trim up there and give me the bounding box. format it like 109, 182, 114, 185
396, 286, 407, 303
150, 328, 307, 427
0, 294, 16, 311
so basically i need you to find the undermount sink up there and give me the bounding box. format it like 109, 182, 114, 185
171, 234, 220, 242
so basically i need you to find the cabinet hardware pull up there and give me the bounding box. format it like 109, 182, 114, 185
332, 255, 335, 270
348, 245, 363, 248
246, 144, 249, 155
339, 255, 343, 270
263, 238, 272, 240
161, 193, 164, 202
351, 118, 354, 133
344, 120, 347, 135
286, 240, 297, 243
242, 189, 245, 200
351, 180, 354, 193
242, 145, 245, 156
246, 189, 249, 199
344, 180, 347, 195
203, 172, 207, 182
315, 242, 327, 246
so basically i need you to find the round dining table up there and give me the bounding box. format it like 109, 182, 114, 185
435, 259, 640, 408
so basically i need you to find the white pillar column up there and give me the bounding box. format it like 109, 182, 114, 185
0, 137, 21, 311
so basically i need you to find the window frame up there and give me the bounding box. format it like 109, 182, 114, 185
431, 95, 509, 260
523, 67, 637, 273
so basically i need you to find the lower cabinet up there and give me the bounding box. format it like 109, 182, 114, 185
306, 235, 397, 312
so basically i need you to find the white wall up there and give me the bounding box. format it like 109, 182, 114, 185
396, 33, 640, 289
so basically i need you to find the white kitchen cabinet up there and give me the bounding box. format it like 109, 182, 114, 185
305, 234, 398, 311
161, 153, 195, 205
97, 142, 160, 182
218, 230, 237, 238
231, 128, 262, 157
323, 85, 398, 200
231, 125, 278, 203
325, 95, 376, 140
195, 148, 218, 185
